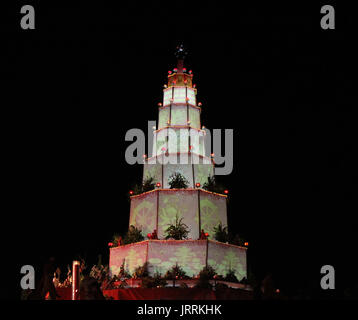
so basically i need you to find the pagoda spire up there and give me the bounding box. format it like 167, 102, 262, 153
168, 44, 193, 88
174, 43, 188, 73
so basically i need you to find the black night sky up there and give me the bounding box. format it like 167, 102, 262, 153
2, 2, 357, 299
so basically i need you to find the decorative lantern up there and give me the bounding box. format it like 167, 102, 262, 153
198, 102, 202, 107
195, 182, 201, 188
224, 189, 229, 194
129, 190, 134, 195
156, 182, 161, 187
158, 102, 162, 107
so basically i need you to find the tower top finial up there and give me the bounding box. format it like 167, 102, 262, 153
167, 43, 193, 88
174, 43, 188, 60
174, 43, 187, 73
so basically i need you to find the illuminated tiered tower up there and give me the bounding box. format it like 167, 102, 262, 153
110, 46, 247, 281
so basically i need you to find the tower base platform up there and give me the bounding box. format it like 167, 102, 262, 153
110, 239, 247, 281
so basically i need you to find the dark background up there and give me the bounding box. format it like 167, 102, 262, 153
2, 2, 356, 299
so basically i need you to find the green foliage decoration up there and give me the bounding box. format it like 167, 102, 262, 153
131, 176, 156, 196
123, 225, 145, 245
168, 172, 189, 189
164, 263, 188, 280
164, 215, 189, 240
213, 223, 229, 243
202, 176, 225, 194
132, 262, 149, 278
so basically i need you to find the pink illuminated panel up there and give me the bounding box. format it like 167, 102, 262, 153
147, 240, 206, 276
163, 88, 172, 106
170, 105, 187, 125
207, 241, 247, 281
109, 240, 247, 280
109, 241, 148, 277
194, 164, 214, 186
158, 190, 199, 240
199, 191, 227, 236
186, 88, 196, 105
129, 192, 157, 237
189, 107, 200, 129
158, 107, 170, 129
143, 163, 162, 185
173, 87, 186, 104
